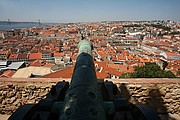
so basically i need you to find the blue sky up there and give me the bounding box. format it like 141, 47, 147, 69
0, 0, 180, 23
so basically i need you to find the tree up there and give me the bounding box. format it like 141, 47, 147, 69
121, 62, 176, 78
163, 71, 176, 78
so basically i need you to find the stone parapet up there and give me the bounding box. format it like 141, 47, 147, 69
0, 78, 180, 119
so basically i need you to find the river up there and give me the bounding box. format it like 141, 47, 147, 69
0, 23, 59, 30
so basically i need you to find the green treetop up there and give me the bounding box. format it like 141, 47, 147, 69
121, 62, 176, 78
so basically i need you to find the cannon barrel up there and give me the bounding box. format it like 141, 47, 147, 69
59, 40, 106, 120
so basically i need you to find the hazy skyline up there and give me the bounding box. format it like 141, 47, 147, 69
0, 0, 180, 23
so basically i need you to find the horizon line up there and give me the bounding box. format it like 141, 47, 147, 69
0, 19, 180, 24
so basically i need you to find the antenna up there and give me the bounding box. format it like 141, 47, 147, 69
38, 19, 41, 26
8, 19, 11, 25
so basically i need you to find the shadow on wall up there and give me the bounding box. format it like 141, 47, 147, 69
147, 87, 176, 120
119, 83, 131, 101
118, 83, 176, 120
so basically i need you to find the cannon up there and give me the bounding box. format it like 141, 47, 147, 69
9, 40, 160, 120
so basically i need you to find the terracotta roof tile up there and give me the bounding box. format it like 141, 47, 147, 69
111, 56, 117, 61
96, 71, 109, 79
165, 52, 180, 57
43, 63, 54, 67
97, 51, 108, 58
117, 55, 126, 60
94, 61, 107, 68
106, 67, 123, 76
53, 52, 64, 57
107, 63, 119, 70
119, 65, 128, 72
30, 60, 45, 67
127, 66, 135, 72
41, 66, 74, 78
29, 53, 42, 60
9, 54, 18, 59
0, 50, 9, 54
0, 70, 15, 78
17, 54, 29, 59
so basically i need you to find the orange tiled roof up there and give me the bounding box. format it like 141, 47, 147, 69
41, 61, 129, 79
140, 58, 149, 63
94, 61, 107, 68
96, 71, 109, 79
97, 51, 108, 58
30, 60, 43, 67
117, 55, 126, 60
119, 65, 128, 72
144, 37, 154, 41
111, 56, 117, 61
106, 67, 123, 77
41, 66, 74, 78
53, 52, 64, 57
138, 62, 144, 67
96, 48, 103, 51
107, 63, 119, 70
43, 63, 54, 67
40, 31, 54, 37
9, 54, 18, 59
50, 27, 58, 31
159, 41, 170, 46
0, 50, 9, 54
56, 31, 66, 36
29, 53, 42, 60
0, 70, 15, 78
17, 53, 29, 59
165, 52, 180, 57
127, 66, 135, 73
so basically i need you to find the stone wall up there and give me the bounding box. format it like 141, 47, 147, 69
0, 78, 180, 119
0, 82, 55, 114
118, 83, 180, 117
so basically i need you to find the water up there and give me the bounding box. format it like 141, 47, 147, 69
0, 23, 59, 30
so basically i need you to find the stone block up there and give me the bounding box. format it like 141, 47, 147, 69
165, 93, 172, 99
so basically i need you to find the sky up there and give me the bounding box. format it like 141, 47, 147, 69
0, 0, 180, 23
